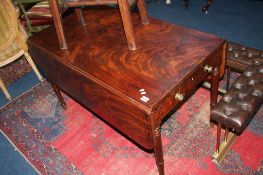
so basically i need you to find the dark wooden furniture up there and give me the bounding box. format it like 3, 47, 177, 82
28, 7, 226, 175
211, 61, 263, 164
163, 0, 189, 8
48, 0, 149, 50
202, 0, 212, 13
182, 0, 212, 12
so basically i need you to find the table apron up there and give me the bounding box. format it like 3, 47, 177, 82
152, 45, 224, 123
29, 45, 155, 150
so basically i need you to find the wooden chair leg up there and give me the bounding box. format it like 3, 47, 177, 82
226, 66, 231, 91
0, 78, 11, 100
48, 0, 67, 49
75, 8, 86, 26
137, 0, 149, 25
118, 0, 137, 50
24, 52, 43, 81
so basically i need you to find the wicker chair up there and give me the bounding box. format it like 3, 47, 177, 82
0, 0, 43, 100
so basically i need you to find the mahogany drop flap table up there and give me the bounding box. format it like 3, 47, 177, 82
28, 7, 226, 175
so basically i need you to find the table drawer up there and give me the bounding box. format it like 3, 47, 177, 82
155, 51, 221, 121
177, 57, 216, 97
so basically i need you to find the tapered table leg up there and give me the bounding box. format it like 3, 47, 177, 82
51, 83, 67, 109
211, 66, 220, 108
150, 117, 164, 175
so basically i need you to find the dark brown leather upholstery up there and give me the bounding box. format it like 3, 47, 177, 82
211, 61, 263, 134
227, 42, 263, 71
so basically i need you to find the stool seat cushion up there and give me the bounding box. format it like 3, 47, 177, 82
227, 42, 263, 70
211, 61, 263, 134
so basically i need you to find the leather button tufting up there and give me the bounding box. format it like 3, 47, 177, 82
226, 42, 263, 73
234, 83, 243, 89
244, 71, 253, 77
224, 109, 232, 116
238, 93, 247, 100
252, 90, 262, 97
223, 96, 232, 103
241, 105, 249, 111
211, 45, 263, 135
248, 80, 256, 86
255, 61, 261, 65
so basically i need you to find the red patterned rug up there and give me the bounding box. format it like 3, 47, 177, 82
0, 81, 262, 175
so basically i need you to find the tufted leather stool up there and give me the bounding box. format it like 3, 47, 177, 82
210, 61, 263, 163
226, 42, 263, 90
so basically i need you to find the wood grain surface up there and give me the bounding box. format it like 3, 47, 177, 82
29, 7, 225, 111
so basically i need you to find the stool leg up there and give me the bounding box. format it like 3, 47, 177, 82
137, 0, 150, 25
75, 8, 86, 26
212, 127, 238, 164
49, 0, 67, 49
118, 0, 137, 50
24, 52, 43, 82
226, 66, 231, 91
0, 79, 11, 100
216, 123, 221, 154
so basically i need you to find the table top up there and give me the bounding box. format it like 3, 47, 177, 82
29, 7, 225, 111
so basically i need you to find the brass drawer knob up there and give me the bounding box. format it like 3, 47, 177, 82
175, 92, 184, 101
204, 65, 213, 73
